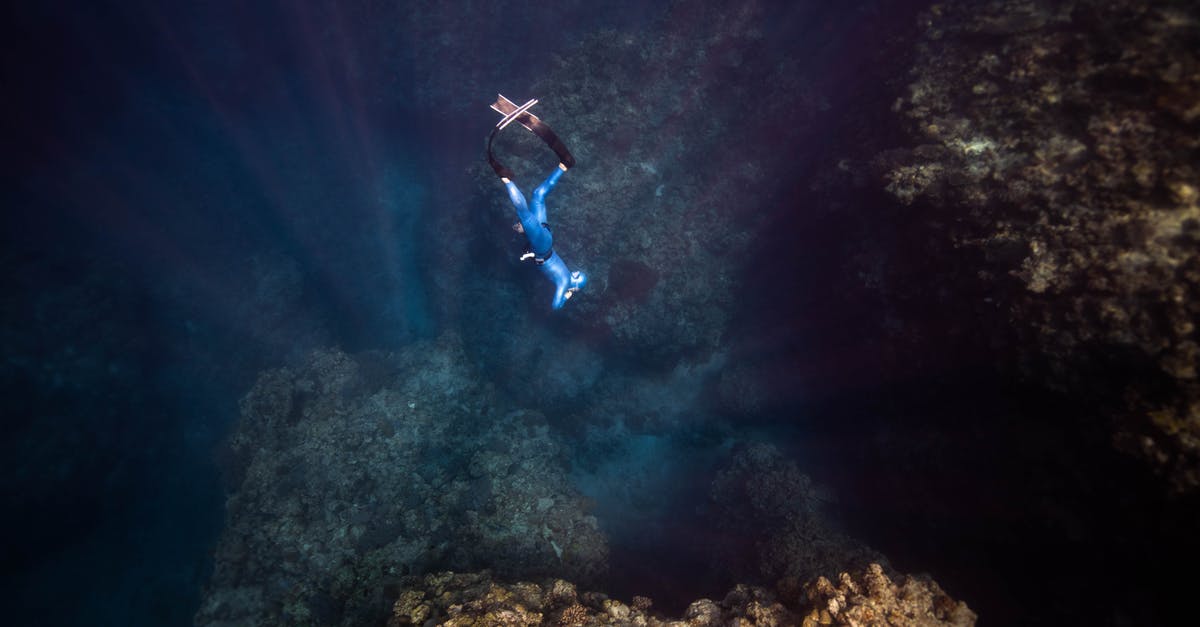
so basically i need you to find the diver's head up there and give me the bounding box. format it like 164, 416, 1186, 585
556, 270, 588, 309
569, 270, 587, 290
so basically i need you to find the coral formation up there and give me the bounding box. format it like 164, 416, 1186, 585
384, 567, 973, 627
798, 564, 976, 627
197, 334, 607, 626
877, 0, 1200, 491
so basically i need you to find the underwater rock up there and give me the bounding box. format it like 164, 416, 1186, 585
880, 0, 1200, 491
196, 334, 607, 626
709, 443, 883, 585
384, 567, 974, 627
798, 563, 976, 627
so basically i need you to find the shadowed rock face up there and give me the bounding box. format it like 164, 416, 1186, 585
606, 259, 659, 305
707, 443, 884, 589
879, 0, 1200, 492
707, 1, 1200, 624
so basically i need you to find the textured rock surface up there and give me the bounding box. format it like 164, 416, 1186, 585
876, 0, 1200, 491
798, 564, 976, 627
196, 334, 607, 626
384, 567, 973, 627
709, 443, 883, 585
349, 1, 658, 116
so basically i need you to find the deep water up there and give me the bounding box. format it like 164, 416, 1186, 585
4, 1, 1199, 626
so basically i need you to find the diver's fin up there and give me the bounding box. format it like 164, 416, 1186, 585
486, 94, 576, 179
490, 93, 519, 114
491, 94, 541, 132
493, 97, 539, 132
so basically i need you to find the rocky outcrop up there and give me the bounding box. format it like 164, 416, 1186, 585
196, 333, 972, 626
709, 443, 883, 585
877, 0, 1200, 491
797, 564, 976, 627
197, 335, 607, 626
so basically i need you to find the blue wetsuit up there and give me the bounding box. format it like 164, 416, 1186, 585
504, 166, 587, 309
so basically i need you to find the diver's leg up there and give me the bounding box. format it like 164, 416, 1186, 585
506, 180, 551, 253
504, 180, 534, 224
531, 164, 566, 224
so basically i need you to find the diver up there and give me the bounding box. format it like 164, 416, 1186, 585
487, 95, 587, 309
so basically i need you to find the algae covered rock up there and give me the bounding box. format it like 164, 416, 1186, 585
196, 333, 607, 626
880, 0, 1200, 491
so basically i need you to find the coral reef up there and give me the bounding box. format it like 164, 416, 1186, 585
798, 564, 976, 627
384, 566, 973, 627
877, 0, 1200, 491
196, 334, 607, 626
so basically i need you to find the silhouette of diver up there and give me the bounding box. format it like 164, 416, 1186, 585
487, 95, 587, 309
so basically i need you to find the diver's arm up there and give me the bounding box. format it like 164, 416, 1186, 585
531, 164, 566, 224
539, 252, 582, 310
551, 283, 568, 310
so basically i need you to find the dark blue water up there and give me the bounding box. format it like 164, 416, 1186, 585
3, 1, 1198, 625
